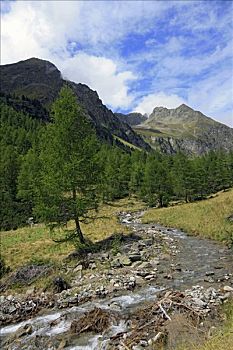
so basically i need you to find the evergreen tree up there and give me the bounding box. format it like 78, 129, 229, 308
19, 86, 100, 243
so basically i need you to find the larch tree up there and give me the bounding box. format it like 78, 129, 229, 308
19, 86, 100, 244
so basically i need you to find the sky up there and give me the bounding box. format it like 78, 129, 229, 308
1, 0, 233, 127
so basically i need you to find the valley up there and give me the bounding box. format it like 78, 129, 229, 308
0, 192, 233, 349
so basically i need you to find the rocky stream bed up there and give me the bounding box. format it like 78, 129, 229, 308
0, 211, 233, 349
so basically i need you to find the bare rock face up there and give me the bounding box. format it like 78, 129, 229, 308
0, 58, 150, 151
133, 104, 233, 155
115, 112, 147, 126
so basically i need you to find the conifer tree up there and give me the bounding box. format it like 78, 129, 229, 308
19, 86, 100, 244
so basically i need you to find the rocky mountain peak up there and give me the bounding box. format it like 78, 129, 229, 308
176, 103, 194, 112
152, 106, 169, 114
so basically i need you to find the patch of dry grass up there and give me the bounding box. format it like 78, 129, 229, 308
0, 197, 145, 271
178, 301, 233, 350
142, 189, 233, 242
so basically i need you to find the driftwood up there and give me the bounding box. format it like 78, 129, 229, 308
112, 290, 209, 348
70, 307, 116, 335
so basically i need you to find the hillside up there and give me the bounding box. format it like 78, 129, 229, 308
129, 104, 233, 155
0, 58, 150, 151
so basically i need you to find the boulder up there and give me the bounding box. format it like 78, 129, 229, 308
53, 277, 70, 293
129, 254, 141, 262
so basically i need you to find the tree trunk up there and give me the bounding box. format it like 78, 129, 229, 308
75, 217, 85, 244
159, 194, 163, 208
72, 188, 85, 244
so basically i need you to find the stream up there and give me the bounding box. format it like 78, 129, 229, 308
1, 211, 233, 349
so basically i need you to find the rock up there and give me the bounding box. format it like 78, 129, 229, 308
139, 339, 148, 347
8, 264, 51, 287
73, 264, 83, 272
143, 238, 153, 246
136, 270, 151, 277
132, 346, 144, 350
223, 285, 233, 292
135, 276, 145, 285
89, 262, 97, 270
53, 276, 70, 293
120, 256, 132, 266
193, 298, 207, 308
111, 258, 122, 268
5, 324, 33, 345
151, 259, 160, 266
26, 287, 36, 296
138, 262, 152, 269
144, 274, 156, 280
57, 339, 68, 350
129, 254, 141, 262
204, 277, 214, 283
206, 271, 215, 276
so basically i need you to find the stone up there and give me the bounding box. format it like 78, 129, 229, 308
139, 340, 148, 347
120, 255, 132, 266
26, 287, 36, 296
129, 254, 141, 262
144, 274, 156, 280
206, 271, 215, 276
223, 285, 233, 292
204, 277, 214, 283
138, 262, 152, 269
53, 276, 70, 293
193, 298, 207, 308
73, 264, 83, 272
111, 258, 122, 268
89, 262, 97, 270
143, 238, 153, 246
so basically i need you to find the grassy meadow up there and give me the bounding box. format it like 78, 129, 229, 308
0, 197, 145, 271
143, 189, 233, 243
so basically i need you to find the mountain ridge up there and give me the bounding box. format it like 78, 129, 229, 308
1, 57, 232, 155
0, 58, 151, 151
122, 104, 233, 155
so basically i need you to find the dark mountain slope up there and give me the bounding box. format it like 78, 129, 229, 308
0, 58, 150, 151
115, 112, 147, 126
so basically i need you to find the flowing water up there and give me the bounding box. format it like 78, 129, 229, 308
1, 211, 233, 349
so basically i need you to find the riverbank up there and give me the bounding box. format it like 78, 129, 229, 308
142, 189, 233, 243
0, 211, 233, 349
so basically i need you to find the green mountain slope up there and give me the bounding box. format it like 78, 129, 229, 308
132, 104, 233, 155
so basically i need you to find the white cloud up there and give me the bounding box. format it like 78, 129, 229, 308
133, 92, 186, 115
60, 54, 136, 109
187, 70, 233, 127
1, 0, 140, 109
1, 0, 232, 125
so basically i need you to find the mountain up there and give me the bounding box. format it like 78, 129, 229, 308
0, 58, 150, 151
131, 104, 233, 155
115, 112, 147, 126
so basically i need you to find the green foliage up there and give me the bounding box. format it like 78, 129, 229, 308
18, 86, 101, 243
1, 86, 233, 232
0, 101, 41, 230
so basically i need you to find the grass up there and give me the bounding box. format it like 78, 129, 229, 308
179, 300, 233, 350
0, 197, 145, 272
142, 189, 233, 243
113, 135, 142, 151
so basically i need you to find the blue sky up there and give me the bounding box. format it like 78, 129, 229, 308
1, 0, 233, 126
